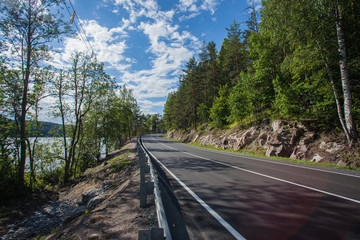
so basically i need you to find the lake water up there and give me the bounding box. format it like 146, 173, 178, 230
25, 137, 106, 171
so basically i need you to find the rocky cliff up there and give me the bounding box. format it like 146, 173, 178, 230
166, 119, 360, 168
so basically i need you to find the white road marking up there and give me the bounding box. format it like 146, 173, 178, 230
150, 136, 360, 204
142, 138, 246, 240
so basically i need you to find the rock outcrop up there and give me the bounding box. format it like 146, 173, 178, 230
166, 119, 357, 168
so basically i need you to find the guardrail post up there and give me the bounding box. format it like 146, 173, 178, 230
140, 165, 150, 183
140, 182, 154, 208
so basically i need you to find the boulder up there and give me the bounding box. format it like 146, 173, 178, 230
289, 131, 316, 160
302, 132, 316, 145
337, 160, 347, 167
311, 154, 323, 163
259, 138, 267, 147
166, 131, 174, 139
87, 195, 106, 209
319, 141, 344, 154
193, 134, 199, 142
213, 135, 225, 148
289, 128, 304, 145
265, 128, 299, 158
290, 143, 309, 160
81, 188, 101, 206
102, 181, 112, 191
275, 144, 293, 157
256, 131, 268, 147
221, 134, 238, 149
271, 120, 285, 132
235, 127, 259, 150
267, 134, 282, 145
259, 131, 267, 140
221, 138, 229, 149
266, 146, 277, 157
266, 144, 293, 157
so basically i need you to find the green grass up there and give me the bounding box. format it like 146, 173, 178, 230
164, 136, 360, 171
108, 155, 133, 173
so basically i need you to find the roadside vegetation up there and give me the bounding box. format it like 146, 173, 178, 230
164, 0, 360, 146
0, 0, 165, 201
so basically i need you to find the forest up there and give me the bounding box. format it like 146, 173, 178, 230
0, 0, 164, 200
164, 0, 360, 147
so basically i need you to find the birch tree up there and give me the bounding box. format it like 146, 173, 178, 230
0, 0, 69, 193
53, 53, 108, 182
333, 0, 359, 143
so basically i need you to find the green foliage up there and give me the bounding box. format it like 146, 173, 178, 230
0, 1, 164, 198
197, 103, 210, 123
164, 0, 359, 141
209, 84, 230, 128
0, 115, 18, 200
0, 0, 72, 194
228, 72, 254, 122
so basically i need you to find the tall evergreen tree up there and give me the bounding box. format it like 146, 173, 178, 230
220, 21, 248, 86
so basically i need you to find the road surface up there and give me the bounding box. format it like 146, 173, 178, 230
142, 134, 360, 240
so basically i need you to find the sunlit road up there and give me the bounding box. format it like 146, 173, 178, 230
142, 134, 360, 240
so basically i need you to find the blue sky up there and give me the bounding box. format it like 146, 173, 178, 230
52, 0, 261, 117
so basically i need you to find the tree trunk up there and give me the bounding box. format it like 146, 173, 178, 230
322, 54, 350, 143
58, 72, 69, 182
18, 13, 33, 194
26, 137, 36, 190
18, 89, 27, 194
335, 4, 359, 144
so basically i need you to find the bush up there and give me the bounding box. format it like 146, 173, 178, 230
210, 84, 230, 128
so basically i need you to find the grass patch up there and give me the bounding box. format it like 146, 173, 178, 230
164, 136, 360, 171
108, 155, 133, 173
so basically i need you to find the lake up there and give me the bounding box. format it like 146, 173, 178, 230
25, 137, 106, 171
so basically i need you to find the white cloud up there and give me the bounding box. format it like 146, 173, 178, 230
112, 1, 201, 103
139, 99, 166, 109
58, 0, 204, 114
178, 0, 198, 12
179, 0, 198, 8
178, 12, 201, 21
112, 0, 163, 23
119, 36, 189, 97
200, 0, 217, 14
247, 0, 262, 11
61, 19, 129, 71
177, 0, 219, 16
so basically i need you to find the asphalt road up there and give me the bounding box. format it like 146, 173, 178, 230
142, 134, 360, 240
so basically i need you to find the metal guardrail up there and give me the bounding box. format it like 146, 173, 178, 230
137, 136, 172, 240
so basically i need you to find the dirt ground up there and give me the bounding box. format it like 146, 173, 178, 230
1, 138, 157, 240
46, 139, 157, 240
